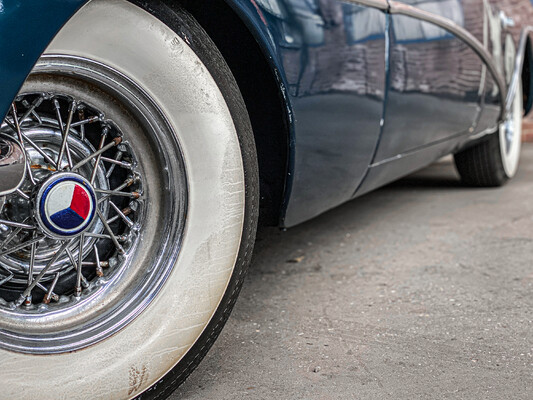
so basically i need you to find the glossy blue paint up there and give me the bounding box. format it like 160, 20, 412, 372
0, 0, 87, 120
374, 2, 484, 162
354, 0, 503, 197
229, 0, 388, 227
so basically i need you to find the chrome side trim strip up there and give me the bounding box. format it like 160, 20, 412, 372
506, 27, 533, 117
347, 0, 388, 10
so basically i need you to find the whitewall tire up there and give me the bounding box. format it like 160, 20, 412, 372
0, 1, 258, 399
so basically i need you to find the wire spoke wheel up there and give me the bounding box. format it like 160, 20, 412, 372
0, 57, 187, 354
1, 93, 135, 300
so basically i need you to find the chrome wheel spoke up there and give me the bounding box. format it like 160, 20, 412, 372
52, 100, 66, 171
42, 273, 60, 304
19, 240, 71, 301
71, 115, 100, 129
35, 282, 59, 302
0, 217, 31, 249
24, 236, 37, 305
107, 202, 134, 226
96, 176, 140, 204
0, 219, 36, 230
0, 265, 14, 287
0, 236, 45, 257
71, 136, 122, 171
16, 189, 30, 200
10, 104, 37, 185
104, 151, 126, 178
93, 244, 103, 277
5, 115, 57, 167
96, 208, 124, 255
91, 126, 108, 184
65, 238, 89, 296
84, 232, 128, 242
96, 188, 140, 200
18, 129, 57, 167
20, 96, 44, 126
56, 99, 76, 170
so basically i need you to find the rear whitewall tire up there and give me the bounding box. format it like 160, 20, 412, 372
454, 31, 523, 188
0, 1, 258, 399
454, 81, 523, 187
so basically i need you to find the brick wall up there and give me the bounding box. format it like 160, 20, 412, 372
523, 116, 533, 141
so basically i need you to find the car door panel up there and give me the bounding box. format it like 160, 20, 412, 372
353, 0, 509, 196
373, 0, 485, 163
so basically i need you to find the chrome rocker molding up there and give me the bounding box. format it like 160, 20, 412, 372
344, 0, 533, 121
0, 133, 26, 196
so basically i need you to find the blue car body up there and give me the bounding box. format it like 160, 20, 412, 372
2, 0, 532, 227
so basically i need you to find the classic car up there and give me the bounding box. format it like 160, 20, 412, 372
0, 0, 531, 398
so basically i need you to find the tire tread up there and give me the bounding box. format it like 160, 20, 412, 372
454, 132, 507, 187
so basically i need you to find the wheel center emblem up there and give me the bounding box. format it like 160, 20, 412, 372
37, 173, 96, 238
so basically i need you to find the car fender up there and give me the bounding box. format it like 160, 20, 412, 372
0, 0, 88, 120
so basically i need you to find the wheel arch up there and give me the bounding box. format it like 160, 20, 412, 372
169, 0, 292, 227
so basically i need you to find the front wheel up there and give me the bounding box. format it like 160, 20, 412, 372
0, 1, 258, 399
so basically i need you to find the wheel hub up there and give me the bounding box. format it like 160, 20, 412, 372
36, 173, 97, 239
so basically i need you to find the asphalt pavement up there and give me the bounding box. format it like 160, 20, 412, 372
172, 144, 533, 400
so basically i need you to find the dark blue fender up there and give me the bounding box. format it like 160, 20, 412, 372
227, 0, 388, 226
0, 0, 87, 120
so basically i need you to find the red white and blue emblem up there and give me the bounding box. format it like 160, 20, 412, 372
37, 174, 96, 237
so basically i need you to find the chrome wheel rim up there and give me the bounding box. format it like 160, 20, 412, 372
0, 55, 187, 354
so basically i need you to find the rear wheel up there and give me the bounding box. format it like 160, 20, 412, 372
455, 54, 523, 187
0, 1, 258, 399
